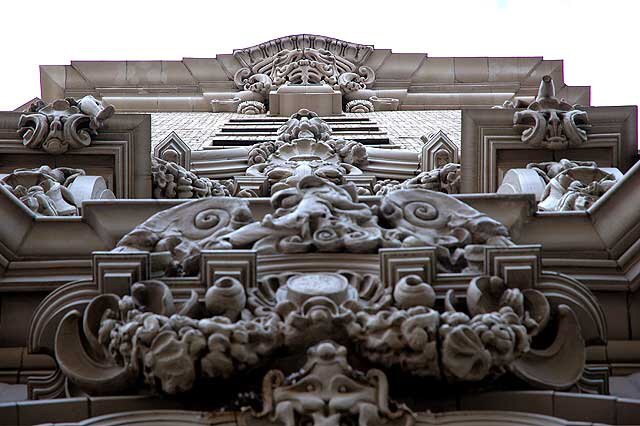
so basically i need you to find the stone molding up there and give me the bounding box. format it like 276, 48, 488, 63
0, 111, 151, 199
460, 106, 637, 194
39, 36, 590, 112
25, 184, 604, 401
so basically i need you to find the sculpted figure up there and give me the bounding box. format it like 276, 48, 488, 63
1, 165, 86, 216
538, 166, 617, 211
527, 159, 598, 183
225, 176, 381, 254
116, 172, 508, 273
246, 110, 368, 194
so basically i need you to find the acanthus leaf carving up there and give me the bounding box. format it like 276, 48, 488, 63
152, 156, 233, 199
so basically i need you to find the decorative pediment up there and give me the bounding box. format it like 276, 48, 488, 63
233, 35, 374, 70
231, 36, 376, 115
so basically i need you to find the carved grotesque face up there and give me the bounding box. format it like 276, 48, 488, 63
513, 75, 590, 150
434, 148, 451, 168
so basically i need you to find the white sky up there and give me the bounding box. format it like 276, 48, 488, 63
0, 0, 638, 110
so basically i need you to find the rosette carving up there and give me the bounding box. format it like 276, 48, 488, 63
345, 99, 374, 113
238, 100, 266, 115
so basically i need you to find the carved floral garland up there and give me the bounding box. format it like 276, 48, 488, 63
56, 270, 583, 397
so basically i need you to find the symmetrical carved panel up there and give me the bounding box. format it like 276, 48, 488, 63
114, 175, 511, 275
513, 76, 590, 150
18, 96, 115, 154
245, 110, 368, 194
255, 341, 414, 426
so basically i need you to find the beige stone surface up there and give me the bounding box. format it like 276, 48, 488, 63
151, 111, 461, 152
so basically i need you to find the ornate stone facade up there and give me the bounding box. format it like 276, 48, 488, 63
0, 35, 639, 426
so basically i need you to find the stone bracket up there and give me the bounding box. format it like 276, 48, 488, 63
484, 244, 542, 289
92, 251, 150, 296
344, 175, 376, 194
379, 246, 437, 287
233, 176, 269, 196
200, 250, 257, 289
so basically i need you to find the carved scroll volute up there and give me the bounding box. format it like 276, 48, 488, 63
464, 274, 585, 390
511, 305, 586, 390
513, 75, 590, 150
17, 96, 115, 154
56, 294, 136, 395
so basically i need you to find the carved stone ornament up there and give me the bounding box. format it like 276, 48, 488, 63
17, 95, 115, 154
374, 163, 461, 196
345, 99, 374, 113
115, 174, 510, 275
255, 341, 415, 426
232, 35, 375, 109
238, 100, 267, 115
1, 165, 114, 216
152, 156, 232, 199
537, 166, 617, 212
513, 75, 590, 150
54, 269, 585, 396
246, 110, 368, 194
